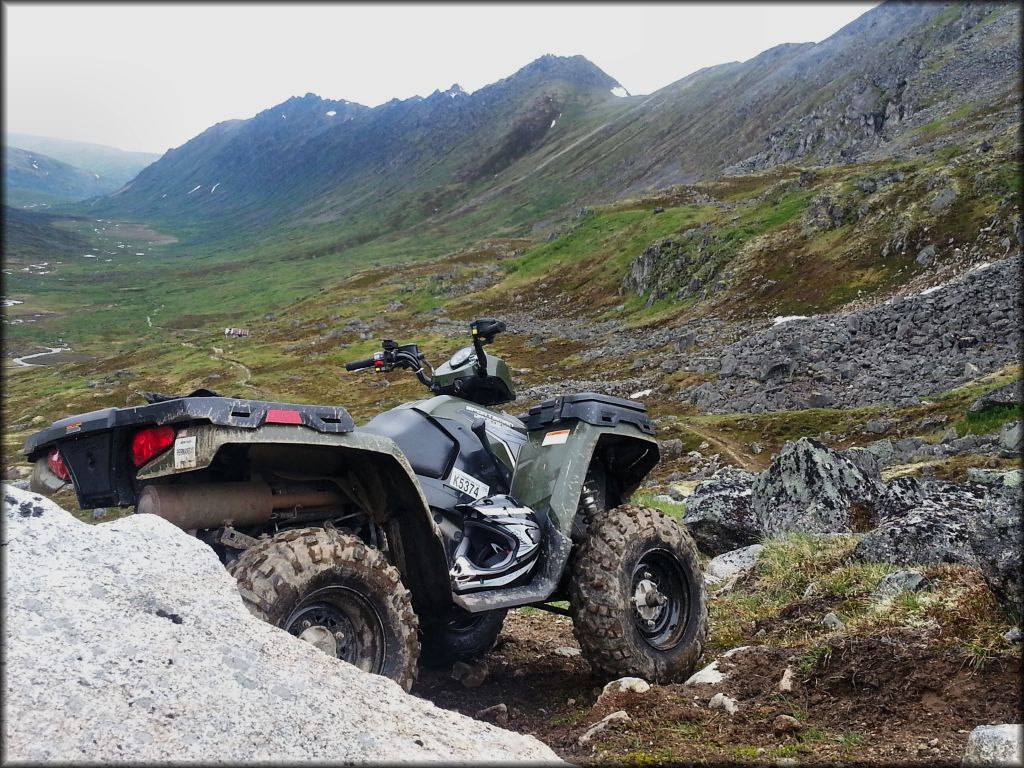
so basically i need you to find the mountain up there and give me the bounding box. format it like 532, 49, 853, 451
1, 205, 90, 263
83, 2, 1019, 258
3, 146, 115, 206
92, 54, 624, 235
4, 133, 160, 190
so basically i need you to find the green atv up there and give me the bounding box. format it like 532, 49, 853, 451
25, 319, 709, 690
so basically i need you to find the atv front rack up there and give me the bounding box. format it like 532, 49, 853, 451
524, 393, 655, 435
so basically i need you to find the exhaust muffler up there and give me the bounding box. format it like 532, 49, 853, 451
136, 481, 347, 530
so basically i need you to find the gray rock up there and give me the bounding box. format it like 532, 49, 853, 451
753, 438, 884, 537
967, 469, 1023, 487
872, 570, 930, 599
704, 544, 764, 591
929, 187, 957, 213
682, 468, 761, 555
962, 724, 1022, 766
854, 480, 1003, 567
999, 421, 1022, 453
1, 486, 560, 764
969, 381, 1023, 412
843, 447, 882, 480
865, 418, 896, 435
821, 612, 844, 631
915, 244, 936, 266
708, 692, 739, 714
677, 256, 1022, 415
1003, 628, 1022, 644
967, 486, 1023, 615
865, 439, 897, 465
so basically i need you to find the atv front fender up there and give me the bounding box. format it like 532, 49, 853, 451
454, 420, 659, 613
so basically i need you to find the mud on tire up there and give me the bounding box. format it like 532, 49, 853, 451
228, 526, 420, 691
569, 504, 709, 682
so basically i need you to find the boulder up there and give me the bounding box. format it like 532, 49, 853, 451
999, 421, 1022, 454
969, 381, 1023, 412
853, 480, 1003, 567
704, 544, 764, 591
1, 486, 561, 763
967, 486, 1023, 616
753, 438, 884, 537
865, 418, 896, 435
681, 467, 761, 555
962, 724, 1023, 766
843, 446, 883, 480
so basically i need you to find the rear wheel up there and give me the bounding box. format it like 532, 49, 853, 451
569, 504, 708, 682
229, 526, 420, 691
419, 608, 507, 668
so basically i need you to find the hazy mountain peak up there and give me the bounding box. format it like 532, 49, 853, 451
508, 53, 622, 92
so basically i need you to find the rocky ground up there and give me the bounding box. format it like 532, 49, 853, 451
411, 436, 1022, 765
3, 164, 1021, 765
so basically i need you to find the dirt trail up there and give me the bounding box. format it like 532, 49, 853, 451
179, 342, 260, 395
681, 423, 757, 470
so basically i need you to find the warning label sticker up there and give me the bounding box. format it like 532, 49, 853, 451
542, 429, 571, 446
173, 436, 198, 469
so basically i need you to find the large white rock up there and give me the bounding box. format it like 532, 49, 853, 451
962, 724, 1023, 766
1, 485, 562, 763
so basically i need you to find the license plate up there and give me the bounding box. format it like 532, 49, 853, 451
445, 467, 488, 500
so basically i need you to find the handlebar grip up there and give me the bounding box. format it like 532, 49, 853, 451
345, 358, 376, 371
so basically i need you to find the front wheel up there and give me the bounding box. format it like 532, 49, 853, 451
569, 504, 709, 682
228, 527, 420, 691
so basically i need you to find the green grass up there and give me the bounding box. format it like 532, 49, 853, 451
955, 403, 1022, 436
631, 492, 685, 519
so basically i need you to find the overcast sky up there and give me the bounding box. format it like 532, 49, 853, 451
4, 2, 878, 155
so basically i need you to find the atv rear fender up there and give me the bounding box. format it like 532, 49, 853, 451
138, 424, 453, 614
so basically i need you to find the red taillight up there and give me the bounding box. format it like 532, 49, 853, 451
131, 426, 177, 467
47, 448, 71, 482
266, 409, 302, 425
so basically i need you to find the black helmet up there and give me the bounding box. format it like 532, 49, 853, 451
450, 495, 541, 593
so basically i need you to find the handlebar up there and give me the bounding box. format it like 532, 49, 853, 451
344, 357, 376, 371
345, 319, 505, 390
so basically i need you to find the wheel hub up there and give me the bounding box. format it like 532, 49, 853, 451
630, 550, 690, 650
632, 577, 667, 623
284, 586, 385, 673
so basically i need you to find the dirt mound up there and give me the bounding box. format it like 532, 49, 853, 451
415, 609, 1020, 765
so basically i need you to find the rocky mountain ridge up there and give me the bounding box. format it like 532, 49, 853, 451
75, 2, 1020, 256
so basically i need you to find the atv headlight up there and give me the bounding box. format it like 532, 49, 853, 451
449, 345, 477, 369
